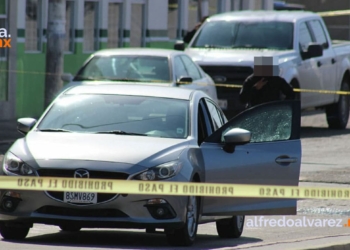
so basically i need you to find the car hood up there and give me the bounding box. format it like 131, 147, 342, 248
10, 132, 189, 169
186, 48, 294, 66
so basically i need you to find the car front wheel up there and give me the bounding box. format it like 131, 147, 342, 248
0, 224, 30, 240
166, 195, 199, 246
216, 215, 245, 238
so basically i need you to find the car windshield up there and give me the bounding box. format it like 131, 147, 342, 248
37, 94, 189, 139
192, 21, 294, 50
74, 55, 172, 83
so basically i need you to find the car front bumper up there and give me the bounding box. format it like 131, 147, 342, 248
0, 189, 188, 229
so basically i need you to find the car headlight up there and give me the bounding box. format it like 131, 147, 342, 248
134, 161, 183, 181
2, 152, 36, 176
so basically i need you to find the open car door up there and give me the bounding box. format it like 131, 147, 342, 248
200, 100, 301, 215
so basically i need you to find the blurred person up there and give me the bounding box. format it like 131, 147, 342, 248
239, 56, 295, 108
183, 16, 209, 43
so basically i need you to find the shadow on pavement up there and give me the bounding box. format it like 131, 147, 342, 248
2, 230, 262, 249
301, 126, 350, 139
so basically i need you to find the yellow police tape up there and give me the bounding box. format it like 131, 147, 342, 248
318, 9, 350, 17
1, 176, 350, 200
213, 83, 350, 95
1, 68, 350, 96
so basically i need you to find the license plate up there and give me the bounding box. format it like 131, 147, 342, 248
218, 99, 228, 110
64, 192, 97, 204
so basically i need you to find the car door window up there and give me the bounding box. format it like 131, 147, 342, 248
299, 22, 313, 51
198, 102, 209, 145
174, 56, 189, 80
205, 100, 300, 143
205, 99, 224, 131
308, 20, 329, 49
180, 55, 202, 81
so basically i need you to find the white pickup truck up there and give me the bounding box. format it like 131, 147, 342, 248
175, 10, 350, 129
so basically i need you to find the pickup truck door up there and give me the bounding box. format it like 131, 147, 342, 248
201, 100, 301, 216
308, 19, 337, 105
297, 22, 323, 108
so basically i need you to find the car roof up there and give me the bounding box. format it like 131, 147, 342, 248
64, 84, 199, 100
92, 48, 186, 57
208, 10, 318, 23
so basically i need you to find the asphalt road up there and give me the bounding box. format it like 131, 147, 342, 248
0, 111, 350, 249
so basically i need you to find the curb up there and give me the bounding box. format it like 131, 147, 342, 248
306, 243, 350, 250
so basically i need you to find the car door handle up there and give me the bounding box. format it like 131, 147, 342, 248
275, 156, 298, 165
317, 61, 322, 67
331, 58, 336, 64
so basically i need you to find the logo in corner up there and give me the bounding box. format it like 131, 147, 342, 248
74, 169, 90, 178
0, 28, 11, 48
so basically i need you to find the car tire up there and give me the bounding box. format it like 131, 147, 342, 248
216, 215, 245, 238
326, 77, 350, 129
59, 225, 82, 232
166, 195, 199, 246
0, 224, 30, 240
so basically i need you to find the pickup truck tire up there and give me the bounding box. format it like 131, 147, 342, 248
326, 77, 350, 129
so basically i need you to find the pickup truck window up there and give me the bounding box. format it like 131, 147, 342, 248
308, 20, 329, 49
299, 22, 313, 51
192, 21, 293, 50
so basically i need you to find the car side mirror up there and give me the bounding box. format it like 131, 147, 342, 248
174, 40, 185, 51
223, 128, 251, 153
303, 43, 323, 59
176, 76, 193, 86
17, 118, 37, 135
61, 73, 73, 82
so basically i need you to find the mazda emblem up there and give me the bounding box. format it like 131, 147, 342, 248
74, 169, 90, 178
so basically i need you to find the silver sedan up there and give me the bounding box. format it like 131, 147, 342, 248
61, 48, 218, 102
0, 84, 301, 246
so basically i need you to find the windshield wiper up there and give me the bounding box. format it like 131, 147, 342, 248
201, 44, 228, 49
95, 130, 148, 136
37, 128, 72, 132
232, 45, 268, 49
73, 76, 104, 81
102, 78, 149, 82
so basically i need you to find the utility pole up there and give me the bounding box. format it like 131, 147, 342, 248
44, 0, 66, 108
198, 0, 202, 21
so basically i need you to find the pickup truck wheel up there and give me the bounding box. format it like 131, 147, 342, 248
216, 215, 245, 238
326, 79, 350, 129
